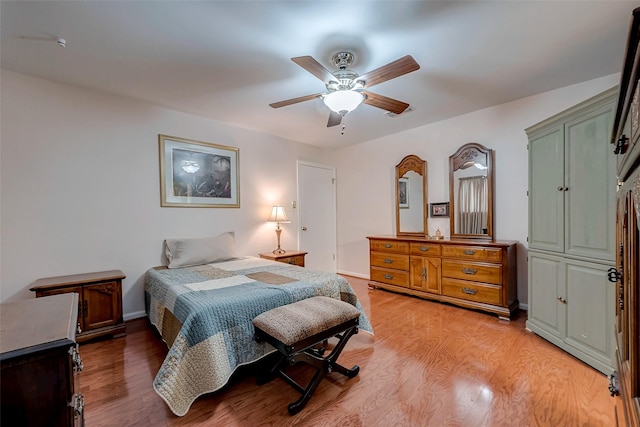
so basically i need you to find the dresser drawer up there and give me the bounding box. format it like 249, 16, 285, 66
371, 267, 410, 288
370, 252, 410, 270
370, 239, 409, 253
441, 245, 502, 262
409, 242, 441, 256
442, 260, 502, 285
442, 278, 502, 305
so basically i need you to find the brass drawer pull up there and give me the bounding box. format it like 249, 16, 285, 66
462, 268, 477, 275
384, 244, 393, 248
420, 246, 429, 251
463, 249, 476, 255
462, 287, 478, 295
383, 258, 393, 264
383, 274, 394, 280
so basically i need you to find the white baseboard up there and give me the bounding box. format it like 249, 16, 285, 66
336, 270, 368, 280
519, 303, 528, 311
124, 310, 147, 322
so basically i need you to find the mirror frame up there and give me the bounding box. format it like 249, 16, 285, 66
448, 143, 494, 240
396, 154, 428, 236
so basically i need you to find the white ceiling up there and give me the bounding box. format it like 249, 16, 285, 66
1, 1, 637, 149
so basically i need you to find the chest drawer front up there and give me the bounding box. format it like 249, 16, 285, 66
442, 260, 502, 285
370, 240, 409, 253
371, 252, 410, 270
371, 267, 410, 288
409, 243, 442, 256
441, 245, 503, 262
442, 278, 502, 305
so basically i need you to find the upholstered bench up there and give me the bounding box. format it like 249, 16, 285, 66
252, 296, 361, 415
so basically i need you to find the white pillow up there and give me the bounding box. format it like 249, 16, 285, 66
164, 232, 236, 269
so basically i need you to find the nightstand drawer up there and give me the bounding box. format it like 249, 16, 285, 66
278, 255, 304, 266
258, 251, 307, 267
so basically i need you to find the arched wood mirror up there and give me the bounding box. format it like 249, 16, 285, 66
396, 154, 428, 236
449, 143, 494, 240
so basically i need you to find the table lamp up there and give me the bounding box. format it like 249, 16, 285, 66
267, 205, 291, 254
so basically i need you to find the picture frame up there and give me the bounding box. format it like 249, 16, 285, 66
430, 202, 450, 217
398, 177, 409, 208
159, 134, 239, 207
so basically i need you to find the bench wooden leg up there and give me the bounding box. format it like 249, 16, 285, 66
260, 325, 359, 415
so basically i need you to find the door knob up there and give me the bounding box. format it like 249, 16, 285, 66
302, 227, 308, 231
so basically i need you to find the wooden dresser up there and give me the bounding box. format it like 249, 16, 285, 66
368, 236, 518, 320
259, 250, 307, 267
1, 293, 84, 426
609, 7, 640, 426
31, 270, 126, 343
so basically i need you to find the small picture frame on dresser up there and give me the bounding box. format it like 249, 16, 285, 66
430, 202, 449, 217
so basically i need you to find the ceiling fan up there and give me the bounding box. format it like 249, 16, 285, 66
269, 52, 420, 127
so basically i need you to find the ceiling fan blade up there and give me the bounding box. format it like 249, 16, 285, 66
292, 56, 336, 84
269, 93, 322, 109
327, 111, 342, 127
357, 55, 420, 89
362, 91, 410, 115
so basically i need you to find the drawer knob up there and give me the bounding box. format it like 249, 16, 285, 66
384, 244, 393, 248
384, 274, 394, 280
557, 296, 567, 304
383, 258, 393, 264
420, 247, 429, 251
462, 287, 477, 295
463, 249, 476, 255
462, 268, 477, 275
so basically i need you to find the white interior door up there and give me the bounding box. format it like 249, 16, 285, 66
297, 161, 336, 272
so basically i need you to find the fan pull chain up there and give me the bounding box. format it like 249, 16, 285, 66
341, 124, 346, 135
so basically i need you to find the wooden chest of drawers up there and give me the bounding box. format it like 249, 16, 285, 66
368, 236, 518, 320
1, 293, 84, 426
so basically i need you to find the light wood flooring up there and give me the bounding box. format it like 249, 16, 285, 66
80, 276, 616, 426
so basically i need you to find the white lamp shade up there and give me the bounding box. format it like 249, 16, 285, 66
323, 90, 364, 114
267, 205, 291, 223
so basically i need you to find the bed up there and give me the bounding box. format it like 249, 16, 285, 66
144, 236, 372, 416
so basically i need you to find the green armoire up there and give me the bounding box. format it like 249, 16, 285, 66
525, 87, 618, 375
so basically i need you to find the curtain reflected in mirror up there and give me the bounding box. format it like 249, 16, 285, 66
458, 175, 488, 234
449, 143, 494, 240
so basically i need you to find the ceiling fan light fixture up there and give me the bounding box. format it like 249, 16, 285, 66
323, 90, 364, 115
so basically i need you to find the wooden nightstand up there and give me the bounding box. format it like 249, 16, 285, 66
259, 250, 307, 267
30, 270, 126, 343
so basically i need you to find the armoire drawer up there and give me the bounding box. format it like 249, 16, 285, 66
442, 260, 502, 285
409, 242, 442, 256
370, 252, 410, 270
442, 278, 502, 305
441, 245, 502, 262
371, 267, 410, 288
370, 239, 409, 253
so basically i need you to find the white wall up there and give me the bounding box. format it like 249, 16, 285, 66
0, 71, 330, 318
332, 73, 620, 307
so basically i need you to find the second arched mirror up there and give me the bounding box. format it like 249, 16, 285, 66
449, 143, 494, 240
396, 154, 428, 236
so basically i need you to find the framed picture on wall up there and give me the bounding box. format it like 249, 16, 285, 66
398, 177, 409, 208
159, 134, 240, 207
430, 202, 449, 217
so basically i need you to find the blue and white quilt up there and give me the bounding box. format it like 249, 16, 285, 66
144, 256, 372, 416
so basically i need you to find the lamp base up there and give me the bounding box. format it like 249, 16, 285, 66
272, 248, 287, 255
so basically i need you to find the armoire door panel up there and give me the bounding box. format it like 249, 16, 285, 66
565, 106, 616, 261
528, 125, 565, 252
565, 260, 613, 362
528, 252, 564, 338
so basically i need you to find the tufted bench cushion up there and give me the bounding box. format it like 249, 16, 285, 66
252, 296, 360, 346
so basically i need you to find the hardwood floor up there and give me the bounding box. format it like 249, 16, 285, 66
80, 276, 616, 426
